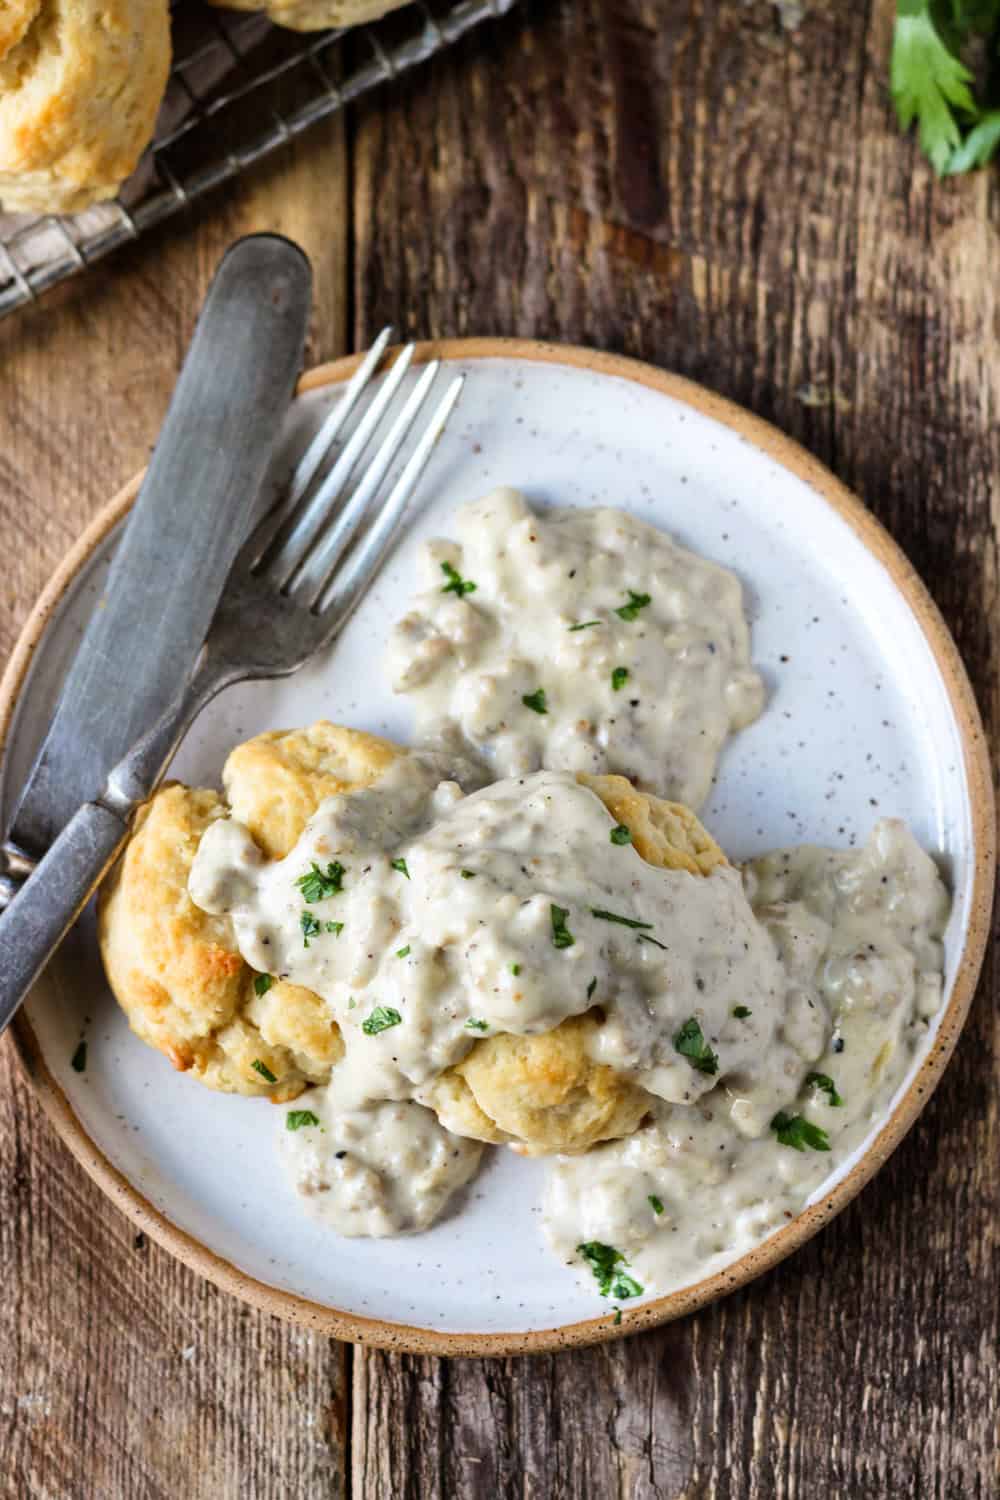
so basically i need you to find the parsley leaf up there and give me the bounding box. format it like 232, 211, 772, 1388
771, 1111, 831, 1152
252, 1059, 277, 1083
648, 1194, 664, 1215
460, 869, 476, 879
637, 932, 669, 950
466, 1018, 489, 1032
591, 907, 653, 931
286, 1110, 320, 1131
611, 667, 629, 691
550, 904, 575, 949
891, 1, 980, 173
71, 1040, 87, 1073
587, 976, 597, 999
300, 911, 321, 947
806, 1071, 844, 1107
296, 860, 345, 902
568, 620, 602, 631
253, 974, 274, 996
522, 688, 548, 715
673, 1017, 719, 1076
440, 559, 476, 595
391, 858, 410, 879
510, 962, 522, 976
326, 921, 344, 936
944, 107, 1000, 170
362, 1006, 403, 1036
396, 945, 410, 959
610, 824, 632, 845
615, 590, 652, 621
733, 1005, 752, 1019
577, 1241, 644, 1299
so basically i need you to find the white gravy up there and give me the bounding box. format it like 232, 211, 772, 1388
386, 488, 765, 808
543, 819, 949, 1302
190, 762, 804, 1116
278, 1093, 482, 1237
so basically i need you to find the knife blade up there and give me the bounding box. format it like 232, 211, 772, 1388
7, 233, 312, 860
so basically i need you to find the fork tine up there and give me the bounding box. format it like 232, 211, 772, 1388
266, 341, 416, 587
289, 359, 443, 599
284, 325, 394, 511
312, 374, 465, 620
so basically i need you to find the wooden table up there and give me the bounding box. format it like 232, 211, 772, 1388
0, 2, 996, 1495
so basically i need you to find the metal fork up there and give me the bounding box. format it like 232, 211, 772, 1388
0, 332, 463, 1032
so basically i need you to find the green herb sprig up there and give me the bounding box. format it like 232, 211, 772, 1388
673, 1017, 719, 1076
891, 1, 1000, 174
296, 861, 345, 902
771, 1111, 831, 1152
577, 1241, 644, 1300
550, 904, 575, 949
806, 1072, 844, 1107
362, 1006, 403, 1036
441, 560, 476, 596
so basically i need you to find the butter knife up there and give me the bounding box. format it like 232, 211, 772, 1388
3, 233, 312, 872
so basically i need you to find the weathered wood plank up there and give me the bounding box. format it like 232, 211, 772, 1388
349, 2, 999, 1495
0, 118, 352, 1500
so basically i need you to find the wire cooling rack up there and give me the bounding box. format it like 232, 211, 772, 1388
0, 0, 518, 319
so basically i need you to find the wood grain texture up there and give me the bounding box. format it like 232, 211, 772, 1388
1, 0, 998, 1496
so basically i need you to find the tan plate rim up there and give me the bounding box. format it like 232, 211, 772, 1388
1, 338, 994, 1356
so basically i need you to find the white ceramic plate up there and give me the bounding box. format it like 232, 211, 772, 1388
2, 342, 992, 1355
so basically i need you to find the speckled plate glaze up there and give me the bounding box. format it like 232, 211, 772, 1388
1, 342, 993, 1356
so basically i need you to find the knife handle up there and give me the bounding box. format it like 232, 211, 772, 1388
0, 802, 127, 1037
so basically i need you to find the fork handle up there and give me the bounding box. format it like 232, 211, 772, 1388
0, 802, 127, 1036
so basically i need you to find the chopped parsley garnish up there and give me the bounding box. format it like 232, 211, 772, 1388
637, 933, 668, 950
648, 1195, 664, 1216
590, 908, 653, 931
613, 1307, 622, 1326
733, 1005, 752, 1019
771, 1111, 831, 1152
391, 858, 410, 879
440, 559, 476, 596
300, 911, 321, 946
577, 1241, 644, 1300
550, 904, 575, 949
587, 976, 597, 999
460, 869, 476, 879
395, 945, 410, 959
253, 974, 274, 996
610, 824, 632, 845
510, 963, 522, 976
673, 1017, 719, 1076
611, 666, 629, 691
522, 688, 548, 715
252, 1059, 277, 1083
806, 1072, 844, 1107
465, 1018, 489, 1032
71, 1041, 87, 1073
615, 590, 651, 622
326, 921, 344, 936
568, 620, 601, 631
286, 1110, 320, 1131
362, 1006, 403, 1036
296, 860, 345, 902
